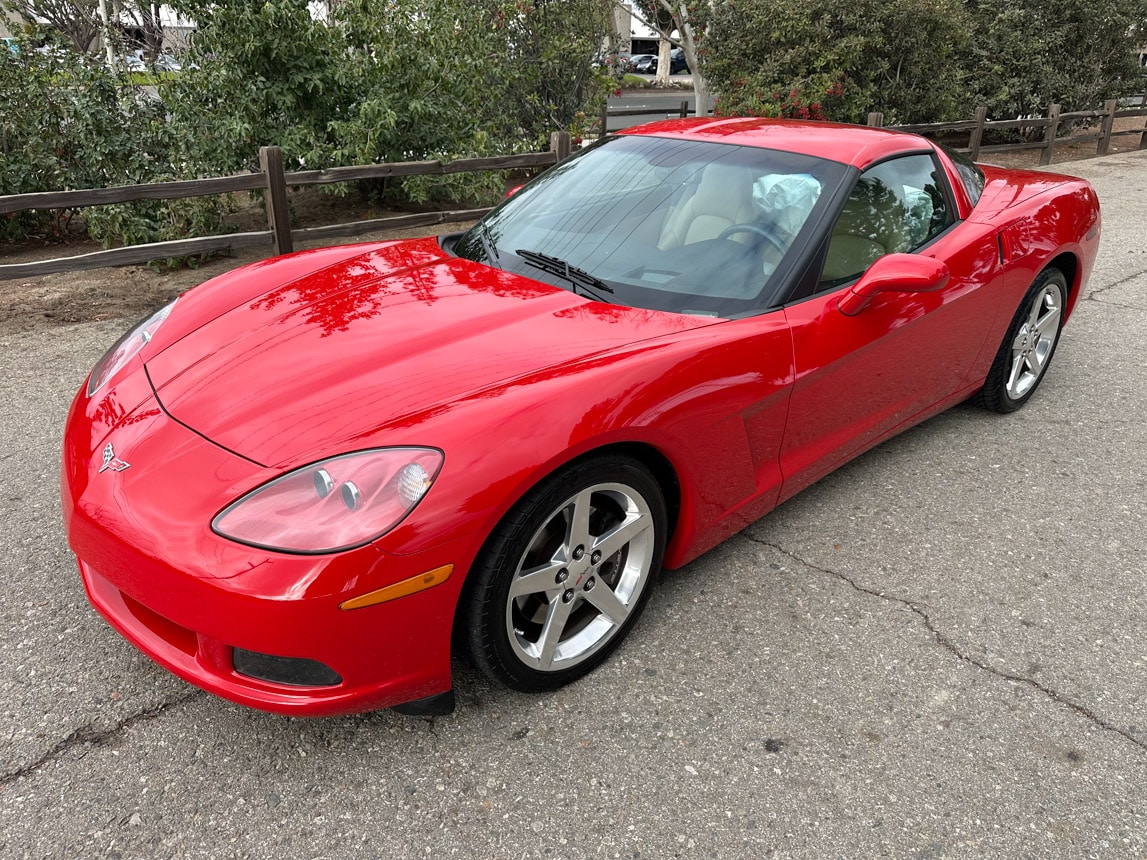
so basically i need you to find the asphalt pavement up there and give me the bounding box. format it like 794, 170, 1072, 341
609, 87, 714, 131
1, 150, 1145, 858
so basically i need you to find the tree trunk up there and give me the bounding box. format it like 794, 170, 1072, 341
654, 35, 671, 87
669, 1, 708, 116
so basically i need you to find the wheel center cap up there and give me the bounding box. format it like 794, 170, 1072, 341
570, 559, 591, 586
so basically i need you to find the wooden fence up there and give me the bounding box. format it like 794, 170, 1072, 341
0, 133, 570, 282
3, 95, 1146, 282
867, 100, 1147, 164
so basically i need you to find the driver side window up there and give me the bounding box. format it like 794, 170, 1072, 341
820, 154, 953, 288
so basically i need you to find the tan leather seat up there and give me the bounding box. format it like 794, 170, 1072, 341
658, 162, 759, 249
821, 178, 910, 283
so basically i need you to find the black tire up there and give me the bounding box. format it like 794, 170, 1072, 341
975, 267, 1068, 413
465, 455, 667, 693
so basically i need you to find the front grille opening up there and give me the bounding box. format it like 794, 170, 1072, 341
232, 648, 342, 687
120, 590, 197, 656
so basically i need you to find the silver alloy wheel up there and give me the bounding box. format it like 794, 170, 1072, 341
504, 482, 656, 672
1006, 282, 1062, 400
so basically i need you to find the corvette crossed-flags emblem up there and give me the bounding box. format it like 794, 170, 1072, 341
98, 442, 131, 473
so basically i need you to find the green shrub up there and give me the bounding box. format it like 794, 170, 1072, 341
701, 0, 971, 124
961, 0, 1147, 117
0, 37, 224, 248
699, 0, 1146, 124
165, 0, 611, 207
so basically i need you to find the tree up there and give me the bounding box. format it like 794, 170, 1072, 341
164, 0, 354, 173
961, 0, 1147, 117
626, 1, 711, 116
0, 0, 100, 52
164, 0, 611, 202
632, 1, 674, 87
120, 1, 165, 61
485, 0, 613, 141
701, 0, 970, 123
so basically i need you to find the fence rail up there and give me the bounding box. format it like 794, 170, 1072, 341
4, 94, 1146, 283
868, 99, 1147, 164
0, 142, 565, 282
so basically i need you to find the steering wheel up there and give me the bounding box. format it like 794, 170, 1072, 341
717, 223, 788, 256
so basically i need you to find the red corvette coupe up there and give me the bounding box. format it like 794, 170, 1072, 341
62, 118, 1100, 716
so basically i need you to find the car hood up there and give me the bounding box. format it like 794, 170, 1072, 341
146, 239, 712, 468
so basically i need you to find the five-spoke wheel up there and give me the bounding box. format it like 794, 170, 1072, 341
1005, 280, 1062, 401
465, 455, 666, 692
977, 267, 1068, 412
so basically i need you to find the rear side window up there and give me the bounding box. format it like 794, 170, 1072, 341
940, 144, 985, 207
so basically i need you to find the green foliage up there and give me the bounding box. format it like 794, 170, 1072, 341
85, 195, 224, 268
702, 0, 972, 123
0, 0, 100, 53
701, 0, 1147, 123
166, 0, 611, 206
164, 0, 353, 175
487, 0, 614, 144
0, 38, 224, 246
962, 0, 1147, 116
620, 74, 651, 89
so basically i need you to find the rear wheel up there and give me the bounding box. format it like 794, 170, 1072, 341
465, 455, 666, 692
976, 267, 1067, 413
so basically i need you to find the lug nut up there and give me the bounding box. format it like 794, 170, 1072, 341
562, 589, 575, 603
590, 550, 602, 565
584, 577, 596, 591
556, 569, 569, 583
572, 545, 585, 560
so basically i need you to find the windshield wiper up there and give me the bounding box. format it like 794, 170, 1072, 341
514, 248, 614, 302
478, 221, 502, 268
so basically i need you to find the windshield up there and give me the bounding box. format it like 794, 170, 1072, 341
454, 134, 847, 316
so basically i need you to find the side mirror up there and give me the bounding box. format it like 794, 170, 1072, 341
837, 253, 950, 316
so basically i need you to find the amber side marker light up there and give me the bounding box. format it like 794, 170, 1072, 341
339, 564, 454, 611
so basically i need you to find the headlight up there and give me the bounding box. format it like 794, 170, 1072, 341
87, 299, 177, 397
211, 448, 444, 554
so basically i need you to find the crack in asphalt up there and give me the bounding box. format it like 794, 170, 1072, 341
0, 689, 205, 786
1084, 300, 1147, 312
1084, 268, 1147, 303
745, 534, 1147, 756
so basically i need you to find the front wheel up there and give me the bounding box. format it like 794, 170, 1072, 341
976, 267, 1068, 413
465, 455, 667, 693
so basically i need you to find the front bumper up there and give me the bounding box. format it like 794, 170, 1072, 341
62, 381, 474, 717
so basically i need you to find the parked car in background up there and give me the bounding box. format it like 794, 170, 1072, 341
122, 50, 148, 72
636, 48, 690, 75
630, 54, 655, 74
154, 53, 182, 72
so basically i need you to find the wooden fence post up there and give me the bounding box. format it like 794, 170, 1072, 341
1140, 84, 1147, 151
968, 106, 988, 160
550, 131, 572, 161
679, 99, 689, 119
1039, 104, 1061, 166
600, 101, 610, 137
867, 112, 884, 128
259, 146, 293, 256
1097, 99, 1118, 156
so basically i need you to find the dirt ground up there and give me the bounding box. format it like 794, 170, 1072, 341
0, 186, 480, 335
2, 114, 1144, 337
